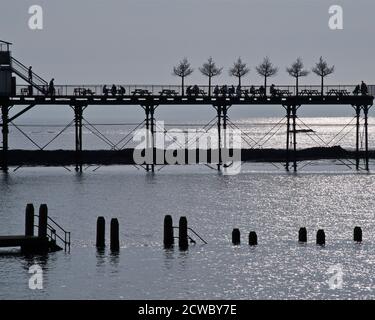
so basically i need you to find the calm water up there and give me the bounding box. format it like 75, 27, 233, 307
1, 117, 375, 299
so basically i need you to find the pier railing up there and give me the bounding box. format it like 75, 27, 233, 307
13, 84, 375, 98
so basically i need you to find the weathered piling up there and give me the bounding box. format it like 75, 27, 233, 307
179, 216, 188, 250
232, 228, 240, 245
163, 215, 174, 249
248, 231, 258, 246
354, 226, 362, 242
298, 227, 307, 243
38, 204, 48, 238
96, 216, 105, 248
25, 203, 34, 237
110, 218, 120, 252
316, 229, 325, 246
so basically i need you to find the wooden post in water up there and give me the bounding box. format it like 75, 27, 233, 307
298, 227, 307, 243
248, 231, 258, 246
110, 218, 120, 252
25, 203, 34, 237
316, 229, 325, 246
38, 204, 48, 238
353, 226, 362, 242
163, 215, 174, 249
232, 228, 240, 245
96, 216, 105, 248
179, 216, 188, 250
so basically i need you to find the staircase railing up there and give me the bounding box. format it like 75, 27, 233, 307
173, 226, 207, 244
11, 57, 48, 94
34, 215, 71, 252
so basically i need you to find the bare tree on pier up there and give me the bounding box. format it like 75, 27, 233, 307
199, 57, 223, 96
256, 57, 278, 95
173, 57, 194, 96
229, 57, 249, 87
312, 56, 335, 96
286, 58, 309, 95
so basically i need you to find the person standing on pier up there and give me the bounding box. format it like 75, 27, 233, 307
28, 66, 33, 96
48, 78, 55, 96
361, 81, 368, 95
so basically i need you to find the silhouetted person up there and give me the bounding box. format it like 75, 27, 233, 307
228, 85, 235, 96
221, 85, 228, 96
213, 85, 219, 96
361, 81, 368, 95
186, 86, 192, 96
103, 85, 108, 96
250, 85, 255, 96
236, 84, 241, 96
270, 84, 276, 97
28, 66, 33, 82
353, 85, 360, 96
111, 84, 117, 96
48, 78, 55, 96
120, 86, 126, 95
28, 66, 33, 96
259, 85, 265, 96
193, 85, 199, 96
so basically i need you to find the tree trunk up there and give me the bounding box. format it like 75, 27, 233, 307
208, 76, 211, 97
296, 76, 299, 96
182, 76, 184, 96
264, 76, 267, 96
238, 76, 241, 87
321, 76, 324, 96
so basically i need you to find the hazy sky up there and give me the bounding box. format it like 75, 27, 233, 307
1, 0, 375, 120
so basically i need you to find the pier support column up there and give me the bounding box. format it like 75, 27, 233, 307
74, 105, 83, 172
285, 105, 291, 171
1, 105, 9, 172
292, 105, 298, 172
144, 105, 156, 172
363, 105, 369, 171
216, 105, 222, 171
355, 105, 361, 170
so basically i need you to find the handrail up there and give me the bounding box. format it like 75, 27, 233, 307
187, 227, 207, 244
173, 226, 207, 244
34, 215, 71, 251
11, 57, 48, 85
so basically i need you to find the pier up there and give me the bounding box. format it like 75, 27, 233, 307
0, 40, 374, 173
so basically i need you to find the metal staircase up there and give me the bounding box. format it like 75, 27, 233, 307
11, 57, 48, 94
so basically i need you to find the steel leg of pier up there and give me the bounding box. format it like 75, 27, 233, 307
355, 105, 361, 170
363, 105, 369, 171
292, 105, 297, 172
74, 105, 83, 172
285, 105, 291, 172
150, 106, 155, 173
216, 105, 222, 171
144, 105, 155, 172
223, 106, 227, 164
145, 106, 150, 172
1, 105, 9, 172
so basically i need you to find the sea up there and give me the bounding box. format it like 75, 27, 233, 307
1, 110, 375, 299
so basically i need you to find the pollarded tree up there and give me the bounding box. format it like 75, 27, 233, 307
256, 57, 278, 95
286, 58, 309, 95
173, 57, 194, 96
229, 57, 250, 87
312, 56, 335, 95
199, 57, 223, 96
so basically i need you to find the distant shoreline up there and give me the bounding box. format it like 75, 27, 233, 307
3, 146, 372, 167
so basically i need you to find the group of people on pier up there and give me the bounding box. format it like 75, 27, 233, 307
102, 84, 126, 96
353, 81, 368, 95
